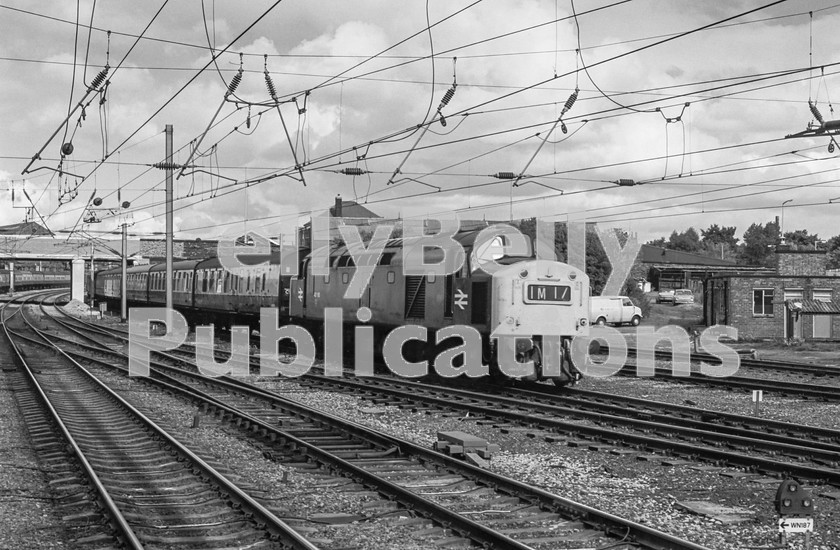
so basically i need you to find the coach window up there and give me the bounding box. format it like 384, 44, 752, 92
753, 288, 774, 316
262, 273, 266, 292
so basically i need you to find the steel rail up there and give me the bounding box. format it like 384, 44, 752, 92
41, 297, 711, 550
9, 296, 320, 550
0, 295, 145, 550
300, 374, 840, 485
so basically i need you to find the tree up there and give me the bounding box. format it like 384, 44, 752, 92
826, 235, 840, 270
783, 229, 818, 249
667, 227, 702, 253
740, 220, 779, 266
699, 224, 739, 260
701, 224, 739, 247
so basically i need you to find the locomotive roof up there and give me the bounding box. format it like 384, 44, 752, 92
316, 228, 492, 264
316, 227, 538, 267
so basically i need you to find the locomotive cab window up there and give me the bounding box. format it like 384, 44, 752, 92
379, 252, 395, 266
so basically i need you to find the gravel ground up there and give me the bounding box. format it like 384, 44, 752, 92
67, 307, 840, 549
575, 372, 840, 429
0, 339, 72, 549
253, 377, 840, 550
79, 362, 458, 550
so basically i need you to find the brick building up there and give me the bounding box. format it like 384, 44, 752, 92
704, 247, 840, 341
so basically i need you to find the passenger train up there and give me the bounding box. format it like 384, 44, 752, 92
94, 228, 590, 385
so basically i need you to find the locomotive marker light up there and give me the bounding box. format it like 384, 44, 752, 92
774, 479, 814, 548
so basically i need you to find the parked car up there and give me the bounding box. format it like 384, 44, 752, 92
656, 289, 675, 304
673, 288, 695, 305
590, 295, 642, 326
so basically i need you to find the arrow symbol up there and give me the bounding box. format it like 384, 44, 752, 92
455, 289, 468, 310
297, 288, 304, 302
780, 521, 788, 529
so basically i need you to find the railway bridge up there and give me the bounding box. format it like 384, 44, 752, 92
1, 234, 143, 300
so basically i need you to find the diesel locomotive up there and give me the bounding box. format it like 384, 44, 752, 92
95, 227, 590, 385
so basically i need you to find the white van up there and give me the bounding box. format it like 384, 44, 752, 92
590, 295, 642, 326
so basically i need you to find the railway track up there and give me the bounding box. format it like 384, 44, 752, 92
49, 297, 840, 484
27, 292, 712, 550
615, 346, 840, 399
296, 374, 840, 483
1, 293, 317, 550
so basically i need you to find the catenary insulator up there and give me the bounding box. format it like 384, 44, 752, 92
265, 72, 279, 103
561, 88, 579, 116
340, 167, 365, 176
440, 86, 456, 107
809, 100, 825, 124
227, 69, 243, 96
494, 171, 516, 179
89, 66, 110, 90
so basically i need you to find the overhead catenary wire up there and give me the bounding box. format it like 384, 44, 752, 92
54, 0, 289, 237
21, 0, 832, 242
16, 0, 796, 191
265, 56, 306, 185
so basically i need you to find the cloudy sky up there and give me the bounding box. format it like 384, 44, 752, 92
2, 0, 840, 245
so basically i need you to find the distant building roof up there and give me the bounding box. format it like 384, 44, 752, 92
0, 221, 52, 236
329, 200, 381, 219
0, 236, 142, 261
640, 244, 738, 267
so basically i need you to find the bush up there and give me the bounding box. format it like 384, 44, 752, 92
623, 284, 652, 318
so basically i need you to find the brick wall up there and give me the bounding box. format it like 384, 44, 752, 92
775, 249, 827, 276
727, 275, 840, 340
139, 239, 218, 261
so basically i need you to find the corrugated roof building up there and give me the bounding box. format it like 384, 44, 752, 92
704, 247, 840, 341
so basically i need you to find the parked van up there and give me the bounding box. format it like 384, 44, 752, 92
590, 295, 642, 326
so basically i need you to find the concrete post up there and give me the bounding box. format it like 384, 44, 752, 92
8, 261, 14, 294
71, 258, 85, 302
